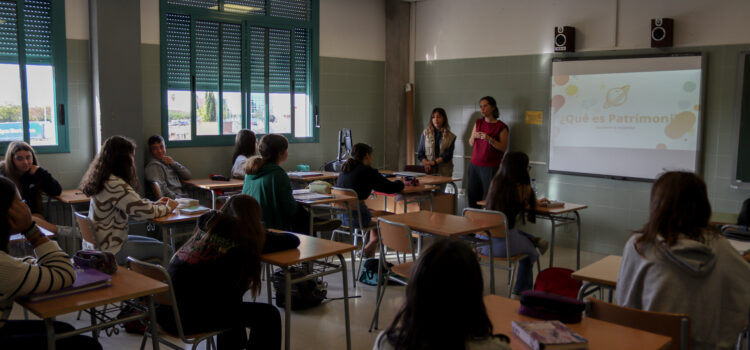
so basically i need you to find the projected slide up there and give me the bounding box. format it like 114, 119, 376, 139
549, 55, 703, 180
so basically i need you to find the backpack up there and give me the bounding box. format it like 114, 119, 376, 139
533, 267, 582, 300
359, 258, 397, 286
271, 266, 327, 310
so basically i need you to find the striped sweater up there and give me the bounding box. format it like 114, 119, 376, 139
0, 228, 75, 328
86, 175, 171, 254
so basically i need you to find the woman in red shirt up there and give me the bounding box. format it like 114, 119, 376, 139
467, 96, 509, 208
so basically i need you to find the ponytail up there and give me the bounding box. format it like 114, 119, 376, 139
341, 143, 373, 173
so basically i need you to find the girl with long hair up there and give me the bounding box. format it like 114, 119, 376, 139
467, 96, 509, 208
159, 196, 281, 349
0, 176, 101, 349
80, 135, 177, 264
481, 151, 548, 297
417, 108, 456, 177
231, 129, 257, 179
374, 238, 510, 350
0, 141, 62, 233
242, 134, 340, 233
221, 194, 300, 253
337, 143, 404, 257
616, 171, 750, 350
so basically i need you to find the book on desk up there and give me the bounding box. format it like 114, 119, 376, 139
288, 171, 323, 177
21, 267, 112, 302
512, 320, 588, 350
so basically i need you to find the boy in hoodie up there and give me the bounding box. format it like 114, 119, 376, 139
145, 135, 192, 199
616, 171, 750, 350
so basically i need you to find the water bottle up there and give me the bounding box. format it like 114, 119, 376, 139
531, 178, 540, 199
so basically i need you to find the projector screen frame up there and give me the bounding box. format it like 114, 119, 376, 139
731, 51, 750, 190
547, 52, 707, 182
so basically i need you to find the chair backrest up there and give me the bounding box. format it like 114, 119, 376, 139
74, 211, 99, 248
462, 207, 508, 238
331, 187, 359, 210
377, 217, 414, 255
151, 182, 163, 199
585, 298, 689, 350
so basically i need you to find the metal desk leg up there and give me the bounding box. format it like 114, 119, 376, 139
146, 295, 161, 350
548, 216, 557, 268
284, 267, 292, 350
488, 230, 495, 295
160, 224, 169, 266
210, 190, 217, 209
45, 318, 56, 350
308, 205, 314, 237
575, 211, 582, 270
337, 254, 352, 350
266, 264, 273, 304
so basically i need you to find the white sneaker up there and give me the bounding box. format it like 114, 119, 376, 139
536, 238, 550, 255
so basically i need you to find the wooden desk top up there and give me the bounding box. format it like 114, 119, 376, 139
294, 193, 357, 205
381, 211, 503, 237
149, 210, 205, 224
710, 212, 739, 226
261, 232, 355, 267
475, 200, 588, 215
183, 178, 244, 190
287, 171, 339, 181
54, 189, 90, 204
571, 255, 622, 287
18, 268, 168, 319
378, 170, 461, 185
484, 295, 672, 350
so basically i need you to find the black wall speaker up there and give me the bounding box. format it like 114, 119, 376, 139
651, 18, 674, 48
554, 26, 575, 53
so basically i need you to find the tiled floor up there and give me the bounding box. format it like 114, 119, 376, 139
10, 244, 606, 349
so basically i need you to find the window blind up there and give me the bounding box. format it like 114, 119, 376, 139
194, 20, 219, 91
221, 22, 241, 92
23, 0, 51, 63
165, 13, 191, 90
0, 1, 19, 63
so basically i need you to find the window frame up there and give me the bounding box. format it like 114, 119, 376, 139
0, 0, 69, 154
159, 0, 319, 148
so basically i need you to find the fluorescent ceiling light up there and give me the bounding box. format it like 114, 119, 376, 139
209, 4, 263, 13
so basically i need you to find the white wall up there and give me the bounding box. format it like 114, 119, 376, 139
65, 0, 89, 40
415, 0, 750, 61
320, 0, 385, 60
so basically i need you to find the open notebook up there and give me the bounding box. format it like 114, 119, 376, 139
22, 267, 112, 302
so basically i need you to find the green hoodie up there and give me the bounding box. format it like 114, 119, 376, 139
242, 163, 299, 231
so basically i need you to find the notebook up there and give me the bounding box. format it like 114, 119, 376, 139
538, 200, 565, 208
179, 205, 211, 215
511, 320, 588, 350
23, 267, 112, 302
393, 171, 426, 178
294, 193, 334, 201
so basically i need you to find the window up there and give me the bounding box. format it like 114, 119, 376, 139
0, 0, 68, 153
161, 0, 318, 146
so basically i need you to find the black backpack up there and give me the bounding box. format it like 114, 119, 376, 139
271, 266, 327, 310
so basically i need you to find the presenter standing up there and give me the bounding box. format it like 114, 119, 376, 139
417, 108, 456, 177
467, 96, 508, 208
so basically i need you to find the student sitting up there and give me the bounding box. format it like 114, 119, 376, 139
159, 209, 281, 349
374, 238, 511, 350
336, 143, 404, 257
231, 129, 257, 179
0, 176, 102, 349
0, 141, 63, 234
220, 194, 300, 253
478, 151, 548, 298
616, 171, 750, 350
145, 135, 192, 199
242, 134, 340, 233
80, 135, 178, 265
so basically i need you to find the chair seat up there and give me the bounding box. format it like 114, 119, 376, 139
477, 252, 528, 262
391, 261, 414, 278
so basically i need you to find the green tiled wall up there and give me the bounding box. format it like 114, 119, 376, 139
416, 44, 750, 255
141, 44, 386, 176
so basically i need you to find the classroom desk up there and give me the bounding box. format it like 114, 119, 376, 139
17, 268, 168, 350
182, 178, 243, 209
149, 211, 205, 264
572, 255, 621, 301
10, 226, 56, 243
380, 211, 505, 294
483, 295, 672, 350
54, 190, 90, 233
374, 184, 438, 214
476, 200, 588, 269
536, 203, 588, 269
261, 232, 355, 350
